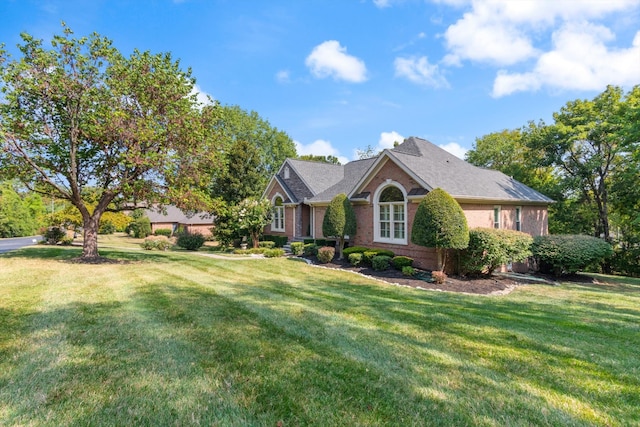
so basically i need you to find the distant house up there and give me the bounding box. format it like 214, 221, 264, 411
262, 137, 553, 270
144, 205, 214, 237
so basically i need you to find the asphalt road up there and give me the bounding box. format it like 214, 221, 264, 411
0, 236, 43, 254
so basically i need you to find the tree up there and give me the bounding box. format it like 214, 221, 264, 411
210, 139, 263, 204
0, 181, 38, 237
298, 154, 341, 164
411, 188, 469, 272
322, 193, 356, 260
236, 197, 272, 248
355, 144, 379, 159
0, 25, 220, 260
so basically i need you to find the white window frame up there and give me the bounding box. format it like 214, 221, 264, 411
515, 206, 522, 231
272, 194, 285, 232
373, 181, 408, 245
493, 206, 501, 229
284, 166, 290, 179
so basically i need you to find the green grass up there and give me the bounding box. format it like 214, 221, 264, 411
1, 245, 639, 426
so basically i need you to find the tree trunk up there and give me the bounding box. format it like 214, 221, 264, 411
338, 236, 345, 260
82, 214, 101, 259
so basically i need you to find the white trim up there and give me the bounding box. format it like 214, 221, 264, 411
493, 205, 501, 229
271, 194, 285, 232
373, 180, 408, 245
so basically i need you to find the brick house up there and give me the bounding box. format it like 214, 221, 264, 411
262, 137, 553, 270
145, 205, 214, 237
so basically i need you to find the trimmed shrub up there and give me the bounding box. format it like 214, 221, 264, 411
303, 238, 315, 244
349, 253, 363, 266
177, 232, 206, 251
258, 241, 276, 249
322, 193, 357, 260
392, 256, 414, 270
44, 227, 66, 244
154, 228, 172, 237
264, 248, 285, 258
60, 237, 74, 246
375, 249, 395, 258
317, 246, 335, 263
532, 234, 613, 276
431, 270, 447, 284
402, 266, 415, 276
98, 220, 116, 235
461, 228, 533, 275
262, 235, 288, 248
363, 251, 379, 265
303, 243, 318, 256
129, 216, 152, 238
372, 255, 392, 271
290, 241, 304, 256
343, 246, 370, 256
141, 235, 172, 251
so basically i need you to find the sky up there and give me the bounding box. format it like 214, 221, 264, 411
2, 0, 639, 164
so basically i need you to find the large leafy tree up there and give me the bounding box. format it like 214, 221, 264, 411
0, 181, 39, 237
210, 138, 263, 205
322, 193, 356, 259
411, 188, 469, 272
0, 25, 220, 259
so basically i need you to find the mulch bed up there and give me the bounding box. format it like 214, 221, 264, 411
303, 256, 554, 295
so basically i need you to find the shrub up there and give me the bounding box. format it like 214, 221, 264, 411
317, 246, 335, 263
611, 246, 640, 277
98, 220, 116, 235
258, 241, 276, 249
363, 251, 379, 265
392, 256, 414, 269
431, 270, 447, 284
290, 241, 304, 256
154, 228, 172, 237
176, 232, 206, 251
60, 236, 74, 246
372, 255, 392, 271
343, 246, 370, 256
322, 193, 357, 260
402, 266, 415, 276
262, 235, 288, 248
233, 249, 249, 255
264, 248, 285, 258
532, 234, 613, 276
303, 243, 318, 256
141, 235, 172, 251
349, 253, 363, 266
303, 238, 315, 244
461, 228, 533, 275
44, 227, 66, 244
375, 249, 395, 258
129, 216, 152, 238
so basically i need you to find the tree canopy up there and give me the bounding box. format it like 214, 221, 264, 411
0, 25, 220, 259
322, 193, 356, 259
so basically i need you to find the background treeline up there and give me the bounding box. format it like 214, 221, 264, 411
466, 85, 639, 275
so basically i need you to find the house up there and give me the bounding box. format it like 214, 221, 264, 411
144, 205, 214, 237
262, 137, 553, 270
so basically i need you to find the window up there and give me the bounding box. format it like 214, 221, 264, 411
493, 206, 501, 229
284, 166, 290, 179
272, 196, 285, 232
515, 206, 522, 231
374, 183, 407, 244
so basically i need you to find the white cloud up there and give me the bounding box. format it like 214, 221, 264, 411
305, 40, 368, 83
492, 24, 640, 97
276, 70, 290, 83
190, 84, 214, 107
394, 56, 449, 88
438, 142, 467, 159
373, 0, 391, 8
377, 131, 405, 150
294, 139, 349, 164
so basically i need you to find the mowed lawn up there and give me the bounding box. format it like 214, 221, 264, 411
1, 245, 639, 426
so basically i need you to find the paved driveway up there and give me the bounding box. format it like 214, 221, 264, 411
0, 236, 43, 254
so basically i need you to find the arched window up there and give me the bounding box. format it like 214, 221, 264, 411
272, 195, 285, 232
374, 182, 407, 245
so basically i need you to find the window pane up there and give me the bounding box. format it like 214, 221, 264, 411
380, 222, 390, 238
393, 204, 404, 221
379, 205, 390, 221
380, 186, 404, 202
394, 222, 405, 239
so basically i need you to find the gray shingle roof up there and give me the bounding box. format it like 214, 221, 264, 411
285, 159, 344, 196
145, 205, 214, 225
308, 157, 377, 202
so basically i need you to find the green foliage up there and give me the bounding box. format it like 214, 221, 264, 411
303, 238, 315, 244
176, 232, 206, 251
532, 235, 614, 276
44, 227, 66, 244
402, 266, 415, 276
263, 248, 285, 258
412, 188, 469, 271
141, 236, 172, 251
154, 228, 173, 237
372, 255, 392, 271
317, 246, 335, 264
290, 242, 304, 256
297, 154, 341, 164
303, 243, 319, 257
261, 235, 288, 248
343, 246, 370, 256
236, 198, 273, 248
258, 241, 276, 249
392, 256, 414, 270
59, 236, 74, 246
0, 25, 220, 258
211, 201, 240, 248
0, 182, 38, 237
349, 253, 363, 266
322, 193, 357, 259
98, 220, 116, 235
129, 216, 152, 239
210, 138, 263, 205
461, 228, 533, 275
363, 251, 379, 266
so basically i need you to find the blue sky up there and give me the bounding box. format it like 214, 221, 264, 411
2, 0, 639, 163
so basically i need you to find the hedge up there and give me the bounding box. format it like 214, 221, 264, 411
461, 228, 533, 275
262, 235, 288, 248
532, 234, 613, 276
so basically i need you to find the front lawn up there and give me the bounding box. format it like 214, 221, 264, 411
1, 246, 639, 426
